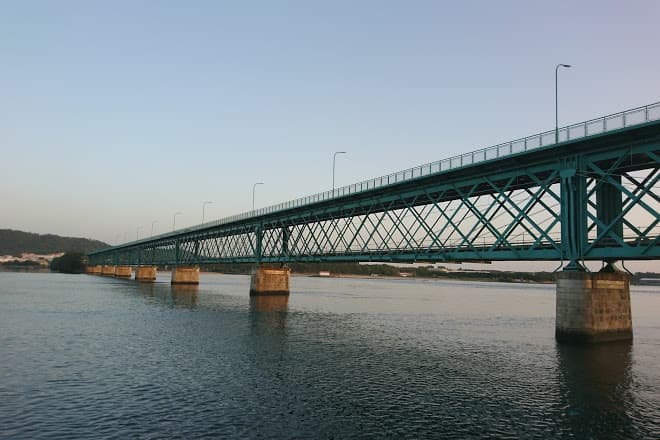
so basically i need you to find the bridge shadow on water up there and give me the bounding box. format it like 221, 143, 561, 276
555, 341, 636, 438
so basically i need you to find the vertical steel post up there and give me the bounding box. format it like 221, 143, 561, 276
255, 224, 263, 264
560, 157, 587, 270
596, 175, 624, 245
282, 226, 290, 257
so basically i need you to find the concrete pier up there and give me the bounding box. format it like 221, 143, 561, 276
250, 267, 290, 296
135, 266, 157, 282
171, 266, 200, 285
87, 265, 102, 275
101, 265, 116, 276
115, 266, 132, 278
556, 269, 632, 343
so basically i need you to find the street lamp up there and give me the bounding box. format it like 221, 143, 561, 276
173, 211, 182, 231
555, 63, 572, 143
136, 226, 143, 240
202, 201, 212, 223
332, 151, 347, 192
252, 182, 264, 210
151, 220, 158, 236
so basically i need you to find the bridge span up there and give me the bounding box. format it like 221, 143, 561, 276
88, 101, 660, 343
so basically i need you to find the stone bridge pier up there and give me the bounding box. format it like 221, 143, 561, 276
556, 264, 632, 343
250, 267, 290, 296
171, 266, 200, 285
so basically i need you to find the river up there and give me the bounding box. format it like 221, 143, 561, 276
1, 271, 659, 439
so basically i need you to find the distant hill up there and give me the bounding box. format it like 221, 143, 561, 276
0, 229, 108, 256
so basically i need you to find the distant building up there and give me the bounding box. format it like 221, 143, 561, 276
0, 253, 63, 266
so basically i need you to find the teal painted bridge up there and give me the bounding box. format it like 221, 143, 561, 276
88, 102, 660, 269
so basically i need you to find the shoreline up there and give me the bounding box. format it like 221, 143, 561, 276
300, 272, 557, 284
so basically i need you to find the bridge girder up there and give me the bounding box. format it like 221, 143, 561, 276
88, 119, 660, 267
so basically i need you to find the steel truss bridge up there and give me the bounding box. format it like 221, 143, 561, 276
88, 102, 660, 269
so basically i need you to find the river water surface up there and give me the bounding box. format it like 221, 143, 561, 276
1, 272, 659, 439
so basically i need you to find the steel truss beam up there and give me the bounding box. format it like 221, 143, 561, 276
88, 122, 660, 266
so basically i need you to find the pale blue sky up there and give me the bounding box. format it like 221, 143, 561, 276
1, 0, 659, 251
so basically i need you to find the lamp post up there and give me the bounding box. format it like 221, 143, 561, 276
151, 220, 158, 236
555, 63, 572, 143
173, 211, 182, 231
136, 226, 143, 240
332, 151, 346, 193
252, 182, 264, 210
202, 201, 212, 223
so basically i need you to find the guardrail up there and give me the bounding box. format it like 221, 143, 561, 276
98, 101, 660, 252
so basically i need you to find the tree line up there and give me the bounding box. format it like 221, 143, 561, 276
0, 229, 107, 256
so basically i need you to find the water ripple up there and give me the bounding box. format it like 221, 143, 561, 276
0, 272, 658, 439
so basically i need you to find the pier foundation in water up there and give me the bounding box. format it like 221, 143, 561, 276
101, 265, 116, 276
135, 266, 157, 282
171, 266, 199, 285
250, 267, 290, 296
555, 268, 632, 343
115, 266, 132, 278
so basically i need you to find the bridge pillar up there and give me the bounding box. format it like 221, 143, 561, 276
135, 266, 157, 282
596, 175, 623, 244
250, 267, 290, 296
171, 266, 199, 285
556, 266, 632, 343
115, 266, 132, 278
101, 265, 116, 276
87, 265, 102, 275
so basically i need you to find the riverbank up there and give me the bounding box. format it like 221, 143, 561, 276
301, 271, 557, 284
201, 262, 560, 284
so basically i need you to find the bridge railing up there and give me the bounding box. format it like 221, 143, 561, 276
105, 101, 660, 251
203, 102, 660, 223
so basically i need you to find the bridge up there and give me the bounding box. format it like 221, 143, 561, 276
88, 101, 660, 343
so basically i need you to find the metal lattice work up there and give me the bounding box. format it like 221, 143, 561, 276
255, 168, 564, 263
88, 105, 660, 267
584, 160, 659, 257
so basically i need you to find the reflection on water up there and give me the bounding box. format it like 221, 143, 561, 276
249, 295, 289, 333
250, 294, 289, 312
171, 284, 198, 307
557, 341, 635, 438
1, 272, 659, 439
133, 281, 199, 307
135, 280, 157, 297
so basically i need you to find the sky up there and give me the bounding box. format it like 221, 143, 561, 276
1, 1, 659, 269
